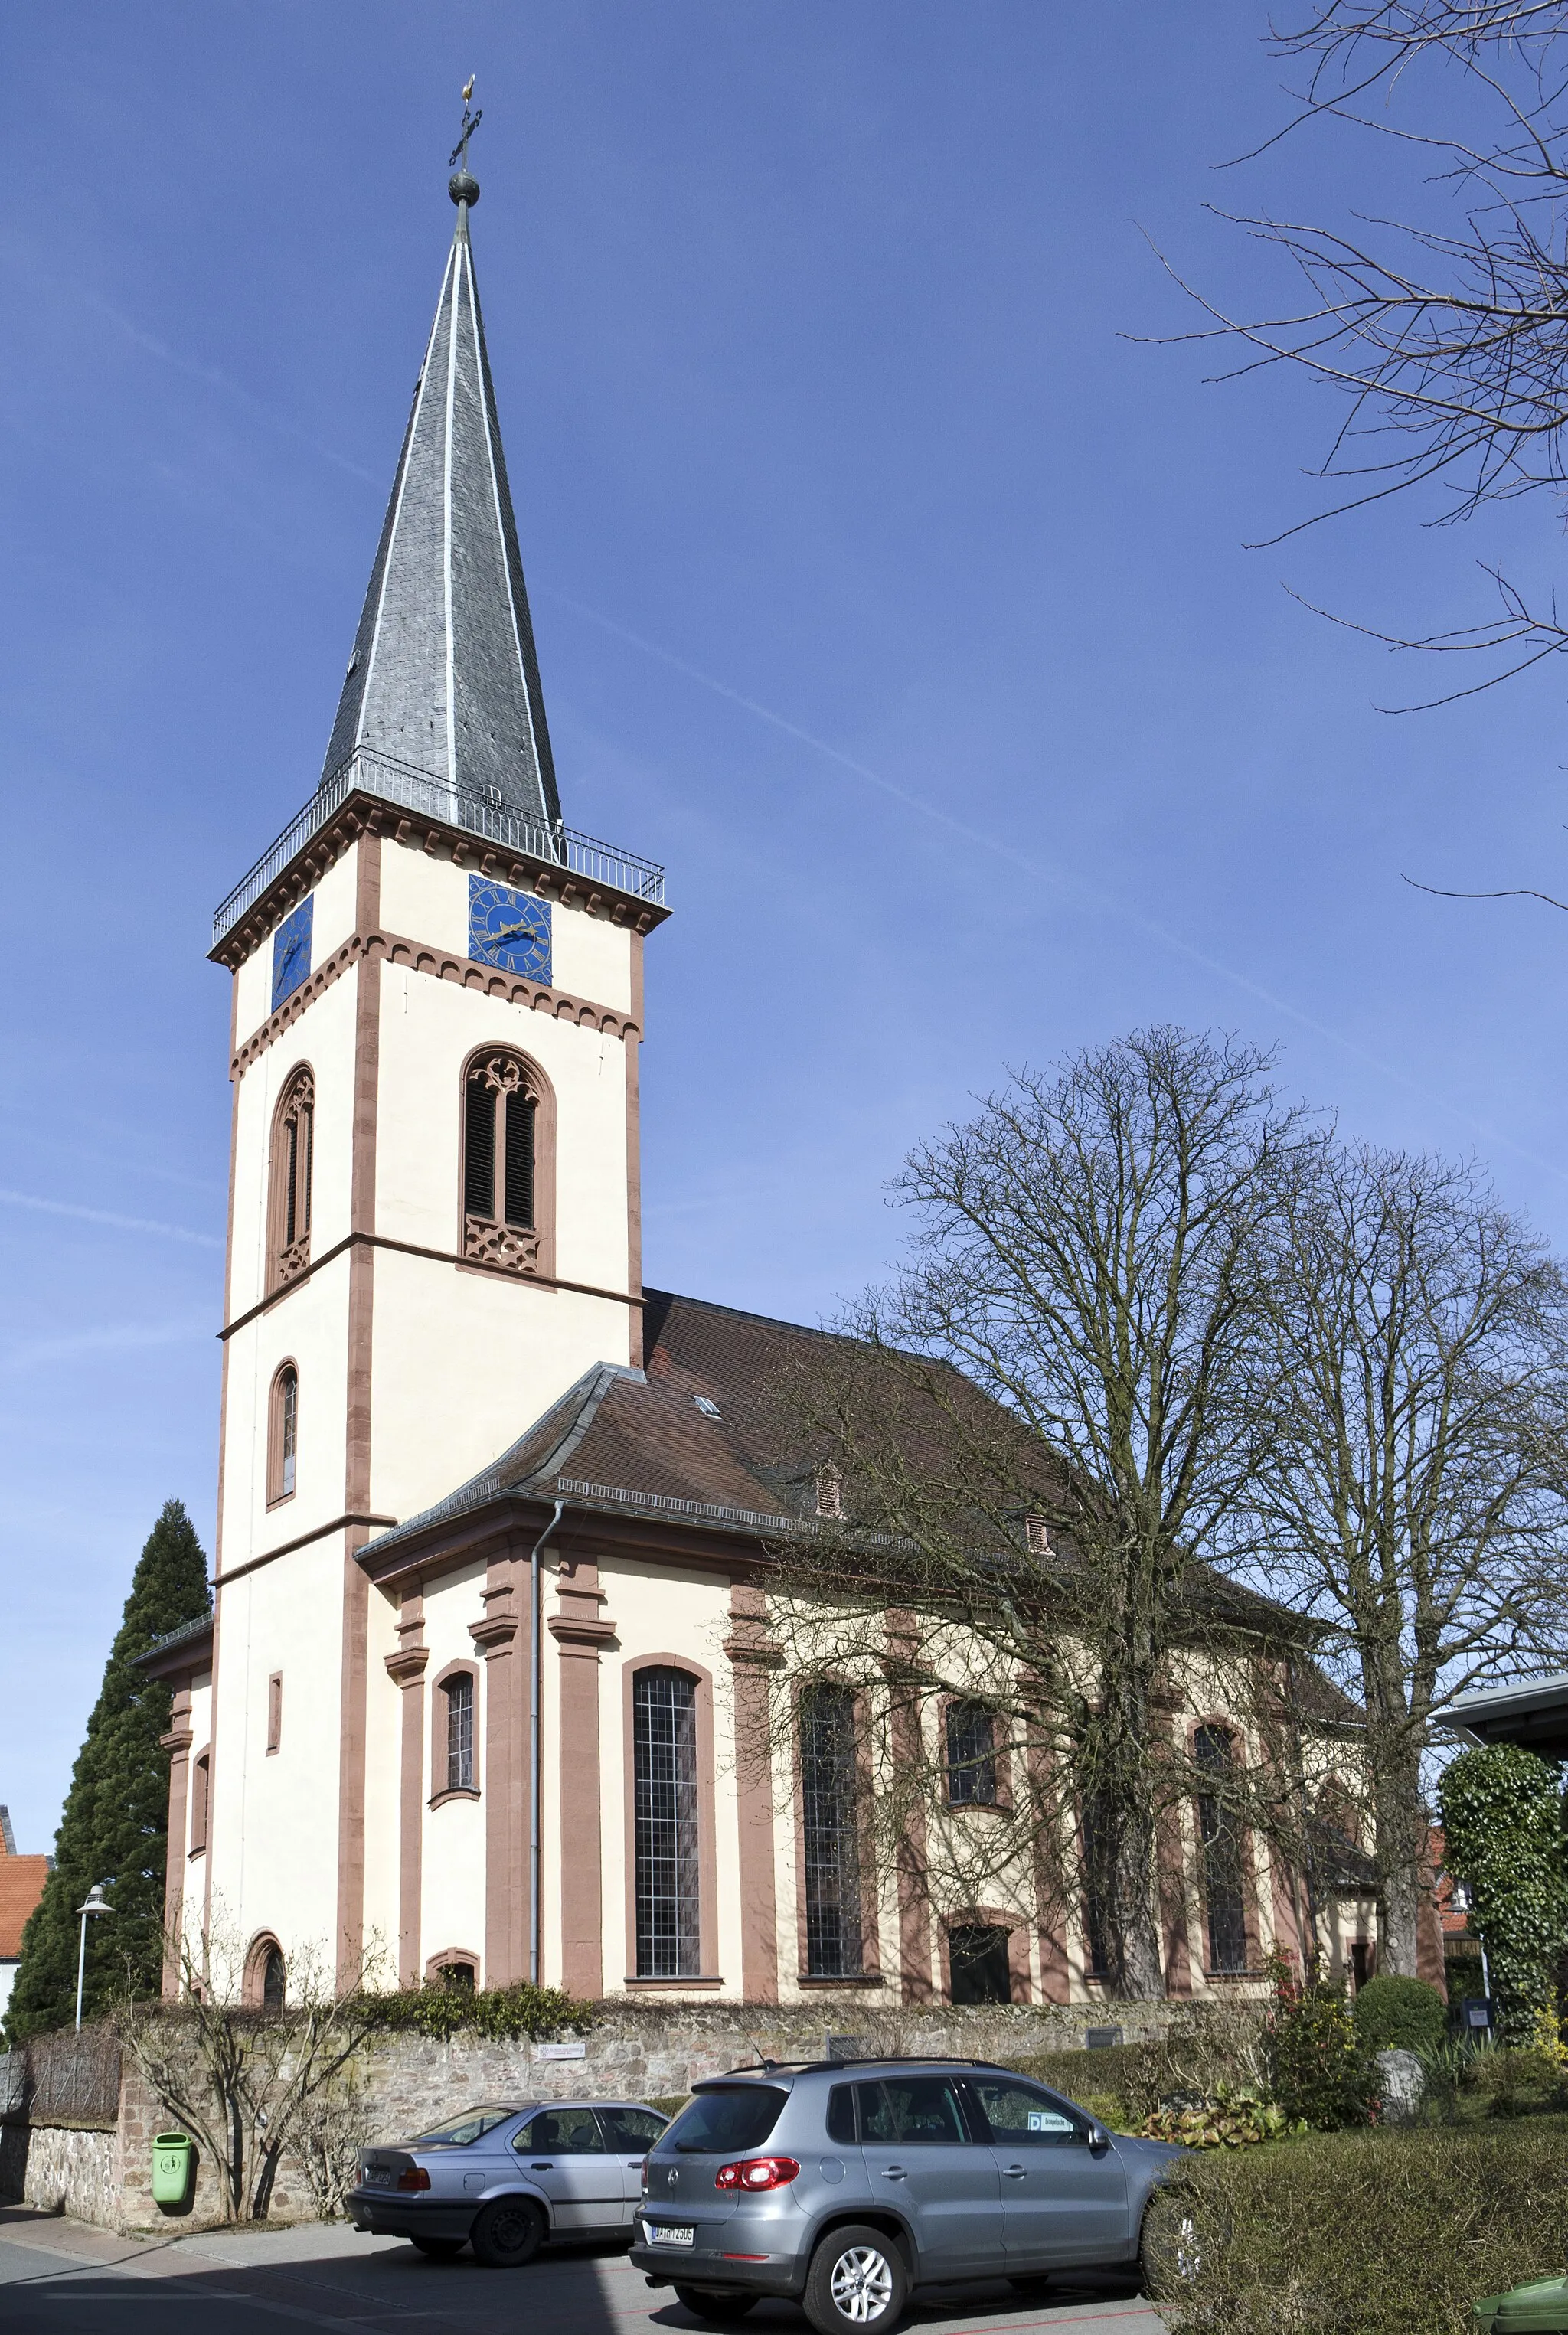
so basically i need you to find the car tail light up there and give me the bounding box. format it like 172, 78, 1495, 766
714, 2156, 800, 2192
396, 2167, 431, 2192
639, 2159, 648, 2194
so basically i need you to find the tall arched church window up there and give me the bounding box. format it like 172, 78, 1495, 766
462, 1052, 546, 1275
632, 1667, 701, 1979
799, 1685, 862, 1977
1194, 1725, 1249, 1975
262, 1945, 286, 2011
267, 1364, 299, 1505
268, 1068, 315, 1288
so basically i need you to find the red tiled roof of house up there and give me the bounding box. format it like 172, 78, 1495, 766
0, 1831, 50, 1958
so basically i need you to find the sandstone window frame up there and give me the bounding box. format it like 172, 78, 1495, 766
243, 1931, 286, 2010
267, 1361, 299, 1507
623, 1656, 719, 1986
429, 1661, 481, 1807
459, 1045, 557, 1279
266, 1066, 315, 1291
188, 1752, 210, 1857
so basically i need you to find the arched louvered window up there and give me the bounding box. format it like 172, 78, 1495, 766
462, 1051, 544, 1274
268, 1068, 315, 1288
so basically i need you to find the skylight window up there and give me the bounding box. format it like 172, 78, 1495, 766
692, 1395, 723, 1420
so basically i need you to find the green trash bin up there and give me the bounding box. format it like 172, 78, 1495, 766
1475, 2276, 1568, 2332
150, 2131, 194, 2209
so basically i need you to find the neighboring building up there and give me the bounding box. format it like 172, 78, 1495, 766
0, 1808, 52, 2021
139, 162, 1370, 2011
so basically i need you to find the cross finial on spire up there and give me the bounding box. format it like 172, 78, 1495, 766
449, 76, 483, 205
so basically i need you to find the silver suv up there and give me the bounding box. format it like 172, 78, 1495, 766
630, 2057, 1189, 2333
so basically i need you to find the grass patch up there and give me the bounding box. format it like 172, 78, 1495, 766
1154, 2117, 1568, 2334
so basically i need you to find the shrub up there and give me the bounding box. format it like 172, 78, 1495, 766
1145, 2118, 1568, 2334
365, 1981, 590, 2042
1354, 1976, 1449, 2059
1462, 2045, 1568, 2121
1266, 1953, 1378, 2130
1140, 2092, 1302, 2149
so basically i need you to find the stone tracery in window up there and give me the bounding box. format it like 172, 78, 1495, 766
269, 1068, 315, 1289
462, 1050, 541, 1275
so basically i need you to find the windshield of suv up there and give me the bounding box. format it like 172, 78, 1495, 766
403, 2108, 516, 2148
663, 2085, 787, 2154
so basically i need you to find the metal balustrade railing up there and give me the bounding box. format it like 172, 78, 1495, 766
211, 747, 666, 949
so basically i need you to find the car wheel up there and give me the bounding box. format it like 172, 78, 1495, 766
802, 2224, 909, 2335
671, 2288, 759, 2324
470, 2197, 545, 2268
408, 2235, 465, 2259
1138, 2185, 1213, 2294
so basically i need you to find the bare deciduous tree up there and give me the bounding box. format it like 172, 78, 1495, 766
760, 1028, 1312, 2000
1240, 1141, 1568, 1974
119, 1914, 388, 2222
1169, 2, 1568, 710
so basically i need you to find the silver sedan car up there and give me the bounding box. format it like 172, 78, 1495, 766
347, 2098, 670, 2267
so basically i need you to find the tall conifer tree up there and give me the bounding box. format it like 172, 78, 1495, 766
6, 1500, 211, 2039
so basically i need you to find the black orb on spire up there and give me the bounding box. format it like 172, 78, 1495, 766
449, 170, 480, 207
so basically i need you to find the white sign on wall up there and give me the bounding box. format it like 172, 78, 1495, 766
534, 2041, 587, 2060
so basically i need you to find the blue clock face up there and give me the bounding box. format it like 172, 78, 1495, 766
271, 899, 314, 1012
468, 877, 551, 982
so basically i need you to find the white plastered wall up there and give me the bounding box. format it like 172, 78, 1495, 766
377, 840, 635, 1017
418, 1563, 489, 1977
367, 964, 635, 1522
361, 1587, 403, 1984
231, 842, 363, 1051
206, 1538, 345, 1970
175, 1672, 213, 1972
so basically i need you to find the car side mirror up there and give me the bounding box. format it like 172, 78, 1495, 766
1086, 2123, 1111, 2153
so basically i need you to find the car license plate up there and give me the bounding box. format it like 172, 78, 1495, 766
648, 2222, 694, 2247
364, 2169, 395, 2187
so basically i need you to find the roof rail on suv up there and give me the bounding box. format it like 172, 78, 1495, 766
715, 2054, 1019, 2079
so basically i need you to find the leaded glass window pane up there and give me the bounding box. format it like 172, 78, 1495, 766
446, 1674, 474, 1793
1195, 1725, 1248, 1974
801, 1685, 862, 1977
634, 1668, 701, 1978
946, 1700, 998, 1804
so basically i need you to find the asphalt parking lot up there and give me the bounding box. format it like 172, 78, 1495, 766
0, 2207, 1168, 2335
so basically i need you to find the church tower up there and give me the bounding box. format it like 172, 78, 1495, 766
198, 162, 666, 1985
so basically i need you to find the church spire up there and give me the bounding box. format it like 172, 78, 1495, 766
319, 136, 561, 829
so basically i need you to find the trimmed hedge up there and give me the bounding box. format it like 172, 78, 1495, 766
1150, 2118, 1568, 2334
364, 1981, 590, 2041
1354, 1976, 1448, 2059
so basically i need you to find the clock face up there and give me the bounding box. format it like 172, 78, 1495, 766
468, 877, 551, 983
271, 898, 314, 1013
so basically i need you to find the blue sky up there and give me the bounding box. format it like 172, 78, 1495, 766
5, 3, 1567, 1853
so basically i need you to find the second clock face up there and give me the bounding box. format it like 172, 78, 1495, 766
272, 898, 314, 1013
468, 877, 551, 983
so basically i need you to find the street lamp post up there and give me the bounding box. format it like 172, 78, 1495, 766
74, 1885, 112, 2030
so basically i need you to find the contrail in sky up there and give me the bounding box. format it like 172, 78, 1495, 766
547, 589, 1568, 1186
0, 1190, 222, 1249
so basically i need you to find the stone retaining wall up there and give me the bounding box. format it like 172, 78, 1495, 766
2, 1994, 1214, 2236
2, 2122, 121, 2226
